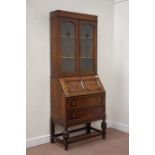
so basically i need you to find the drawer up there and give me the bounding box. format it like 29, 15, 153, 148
67, 106, 104, 122
67, 95, 104, 110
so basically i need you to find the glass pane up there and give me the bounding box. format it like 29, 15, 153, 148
80, 23, 94, 72
61, 22, 75, 57
80, 58, 93, 72
61, 58, 75, 72
80, 23, 93, 57
81, 39, 93, 57
61, 21, 76, 73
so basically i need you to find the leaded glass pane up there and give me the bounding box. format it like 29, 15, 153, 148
61, 21, 76, 73
80, 23, 94, 72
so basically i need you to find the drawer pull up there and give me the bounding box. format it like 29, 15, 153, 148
72, 101, 76, 106
72, 114, 76, 119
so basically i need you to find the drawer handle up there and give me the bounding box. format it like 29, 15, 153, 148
72, 114, 76, 119
72, 101, 76, 107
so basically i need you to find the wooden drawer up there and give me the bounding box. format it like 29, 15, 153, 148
67, 106, 104, 123
67, 95, 104, 110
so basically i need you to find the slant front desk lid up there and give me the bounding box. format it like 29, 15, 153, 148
59, 76, 105, 97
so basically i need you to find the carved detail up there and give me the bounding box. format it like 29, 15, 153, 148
66, 80, 83, 93
83, 79, 101, 91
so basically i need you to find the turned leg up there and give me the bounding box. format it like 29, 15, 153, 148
101, 121, 107, 139
50, 119, 55, 143
63, 127, 69, 150
86, 122, 91, 134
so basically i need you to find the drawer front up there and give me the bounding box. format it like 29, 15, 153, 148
67, 95, 104, 110
67, 106, 104, 122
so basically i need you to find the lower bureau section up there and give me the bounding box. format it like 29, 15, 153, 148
51, 77, 106, 150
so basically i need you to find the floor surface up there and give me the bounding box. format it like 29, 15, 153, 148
27, 128, 129, 155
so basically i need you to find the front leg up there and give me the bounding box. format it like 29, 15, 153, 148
86, 122, 91, 134
63, 127, 69, 150
50, 118, 55, 143
101, 120, 107, 139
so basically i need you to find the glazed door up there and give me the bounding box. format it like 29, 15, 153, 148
59, 18, 78, 76
79, 21, 97, 75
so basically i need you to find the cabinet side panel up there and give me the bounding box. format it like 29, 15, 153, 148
50, 17, 59, 77
94, 22, 97, 74
51, 79, 66, 126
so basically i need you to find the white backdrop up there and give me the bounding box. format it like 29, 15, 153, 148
112, 0, 129, 128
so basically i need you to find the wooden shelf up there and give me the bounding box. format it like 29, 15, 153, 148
62, 57, 75, 58
81, 36, 93, 39
80, 57, 93, 58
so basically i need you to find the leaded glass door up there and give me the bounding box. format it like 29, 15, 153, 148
79, 21, 97, 75
59, 18, 78, 75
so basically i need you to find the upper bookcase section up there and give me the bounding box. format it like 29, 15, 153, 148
50, 10, 98, 78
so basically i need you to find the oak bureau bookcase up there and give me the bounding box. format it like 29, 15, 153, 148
50, 10, 106, 150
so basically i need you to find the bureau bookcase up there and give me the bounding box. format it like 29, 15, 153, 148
50, 10, 106, 150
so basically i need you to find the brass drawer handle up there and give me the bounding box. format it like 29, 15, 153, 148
72, 113, 76, 119
71, 101, 76, 107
